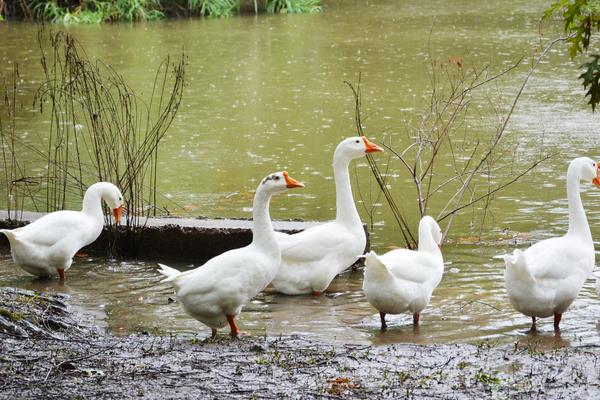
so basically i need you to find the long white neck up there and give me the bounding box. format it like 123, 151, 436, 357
418, 222, 442, 257
251, 188, 278, 252
81, 183, 109, 221
566, 166, 592, 242
333, 150, 362, 226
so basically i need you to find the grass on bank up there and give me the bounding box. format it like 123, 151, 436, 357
1, 0, 321, 23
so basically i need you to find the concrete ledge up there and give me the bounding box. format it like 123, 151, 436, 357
0, 211, 369, 264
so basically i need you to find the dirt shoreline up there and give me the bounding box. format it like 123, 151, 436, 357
1, 287, 599, 399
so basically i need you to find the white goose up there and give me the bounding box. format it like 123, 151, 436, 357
363, 216, 444, 329
271, 136, 383, 296
0, 182, 123, 281
498, 157, 599, 331
157, 171, 304, 337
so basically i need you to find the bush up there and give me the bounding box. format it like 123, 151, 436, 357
4, 0, 321, 22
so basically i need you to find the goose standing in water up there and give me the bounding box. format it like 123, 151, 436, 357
363, 216, 444, 329
0, 182, 123, 282
271, 136, 383, 296
158, 171, 304, 337
498, 157, 599, 331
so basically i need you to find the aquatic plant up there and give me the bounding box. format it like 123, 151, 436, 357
26, 30, 185, 245
0, 65, 39, 221
265, 0, 320, 14
32, 1, 65, 22
348, 38, 561, 247
187, 0, 238, 17
31, 0, 164, 23
3, 0, 321, 21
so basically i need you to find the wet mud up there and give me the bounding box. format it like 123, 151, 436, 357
1, 287, 599, 399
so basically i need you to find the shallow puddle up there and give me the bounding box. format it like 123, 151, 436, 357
2, 244, 599, 348
2, 0, 600, 349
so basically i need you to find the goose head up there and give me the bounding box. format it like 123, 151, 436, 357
419, 215, 443, 249
571, 157, 600, 187
102, 183, 124, 223
84, 182, 124, 223
334, 136, 384, 162
259, 171, 304, 195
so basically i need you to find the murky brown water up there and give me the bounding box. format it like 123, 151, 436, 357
1, 244, 600, 347
2, 0, 600, 346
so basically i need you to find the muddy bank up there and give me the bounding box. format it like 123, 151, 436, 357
0, 211, 369, 263
1, 287, 599, 399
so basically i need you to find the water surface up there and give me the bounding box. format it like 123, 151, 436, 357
1, 0, 600, 346
1, 245, 598, 347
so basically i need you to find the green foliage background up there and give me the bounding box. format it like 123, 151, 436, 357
1, 0, 321, 22
544, 0, 600, 110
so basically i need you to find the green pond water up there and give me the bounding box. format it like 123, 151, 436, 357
1, 0, 600, 346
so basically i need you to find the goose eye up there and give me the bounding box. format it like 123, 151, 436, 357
274, 176, 280, 181
355, 140, 360, 143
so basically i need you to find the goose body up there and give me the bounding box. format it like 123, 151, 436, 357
271, 137, 383, 295
158, 171, 303, 336
363, 216, 444, 328
0, 182, 123, 281
499, 157, 599, 330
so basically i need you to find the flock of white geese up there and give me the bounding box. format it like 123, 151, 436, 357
1, 136, 599, 337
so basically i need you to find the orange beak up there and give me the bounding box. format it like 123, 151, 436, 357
362, 137, 384, 153
283, 171, 304, 189
594, 164, 600, 188
113, 205, 122, 225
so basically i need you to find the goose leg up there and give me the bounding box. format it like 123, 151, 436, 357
312, 291, 322, 297
413, 313, 420, 326
379, 312, 387, 331
226, 314, 240, 337
530, 316, 537, 332
553, 313, 562, 331
57, 269, 66, 282
211, 328, 218, 338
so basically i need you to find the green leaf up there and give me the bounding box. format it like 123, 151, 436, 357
579, 54, 600, 111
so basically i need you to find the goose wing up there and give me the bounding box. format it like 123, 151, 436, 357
380, 249, 440, 284
525, 237, 592, 281
276, 222, 355, 263
12, 211, 93, 248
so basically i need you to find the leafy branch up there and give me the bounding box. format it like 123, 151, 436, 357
544, 0, 600, 110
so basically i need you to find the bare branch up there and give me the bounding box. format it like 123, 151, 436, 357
438, 154, 554, 222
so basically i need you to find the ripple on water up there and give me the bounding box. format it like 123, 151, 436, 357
1, 244, 599, 347
1, 0, 600, 347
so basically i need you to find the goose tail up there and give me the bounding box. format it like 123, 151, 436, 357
0, 229, 17, 243
495, 249, 531, 279
157, 263, 182, 283
364, 251, 391, 277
